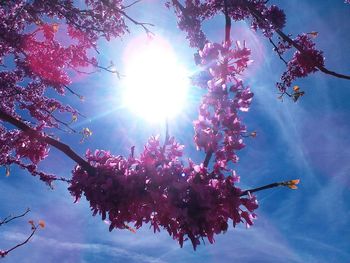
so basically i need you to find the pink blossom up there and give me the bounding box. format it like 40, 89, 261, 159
69, 135, 258, 250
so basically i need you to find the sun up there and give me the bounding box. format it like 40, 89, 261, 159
122, 35, 190, 122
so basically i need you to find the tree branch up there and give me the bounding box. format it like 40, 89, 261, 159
100, 0, 154, 35
275, 28, 350, 80
1, 224, 38, 257
203, 151, 213, 168
202, 0, 231, 169
268, 37, 288, 66
240, 179, 300, 196
0, 209, 41, 258
0, 208, 30, 226
246, 3, 350, 80
161, 118, 170, 154
0, 109, 95, 175
223, 0, 231, 43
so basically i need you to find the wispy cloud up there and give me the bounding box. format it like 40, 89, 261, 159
154, 223, 303, 263
1, 231, 167, 263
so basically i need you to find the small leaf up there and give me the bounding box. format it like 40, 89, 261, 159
284, 179, 300, 190
5, 166, 10, 177
52, 23, 59, 33
49, 105, 57, 112
250, 131, 257, 138
28, 220, 35, 229
292, 91, 305, 102
80, 127, 93, 143
38, 220, 45, 228
72, 114, 78, 122
307, 31, 318, 38
83, 128, 92, 136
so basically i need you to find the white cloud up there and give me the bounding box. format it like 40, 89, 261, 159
1, 231, 167, 263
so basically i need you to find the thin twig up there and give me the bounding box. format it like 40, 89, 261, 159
240, 182, 280, 196
161, 118, 170, 154
43, 109, 77, 133
119, 9, 154, 35
95, 64, 123, 78
3, 225, 38, 256
63, 85, 85, 101
122, 0, 142, 9
100, 0, 154, 35
268, 38, 288, 66
0, 208, 30, 226
240, 179, 299, 196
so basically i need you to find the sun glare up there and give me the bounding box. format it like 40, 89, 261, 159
122, 36, 190, 122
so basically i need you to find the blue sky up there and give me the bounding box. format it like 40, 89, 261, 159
1, 0, 350, 262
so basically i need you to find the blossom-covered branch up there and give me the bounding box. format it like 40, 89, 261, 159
0, 0, 147, 180
169, 0, 350, 97
245, 2, 350, 93
4, 0, 348, 252
0, 108, 95, 177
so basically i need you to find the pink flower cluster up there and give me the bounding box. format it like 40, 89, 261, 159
194, 41, 253, 173
276, 34, 325, 92
0, 125, 59, 186
0, 0, 128, 179
166, 0, 207, 48
69, 38, 257, 249
69, 135, 258, 250
168, 1, 286, 48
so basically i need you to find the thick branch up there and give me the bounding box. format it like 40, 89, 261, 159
223, 0, 231, 43
0, 109, 95, 175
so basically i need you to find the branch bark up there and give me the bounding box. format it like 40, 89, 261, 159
240, 179, 299, 196
0, 109, 95, 175
203, 0, 231, 169
246, 3, 350, 80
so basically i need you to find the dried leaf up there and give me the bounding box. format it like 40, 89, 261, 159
52, 23, 59, 33
38, 220, 45, 228
285, 179, 300, 190
5, 166, 10, 177
250, 131, 257, 138
307, 31, 318, 38
72, 114, 78, 122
